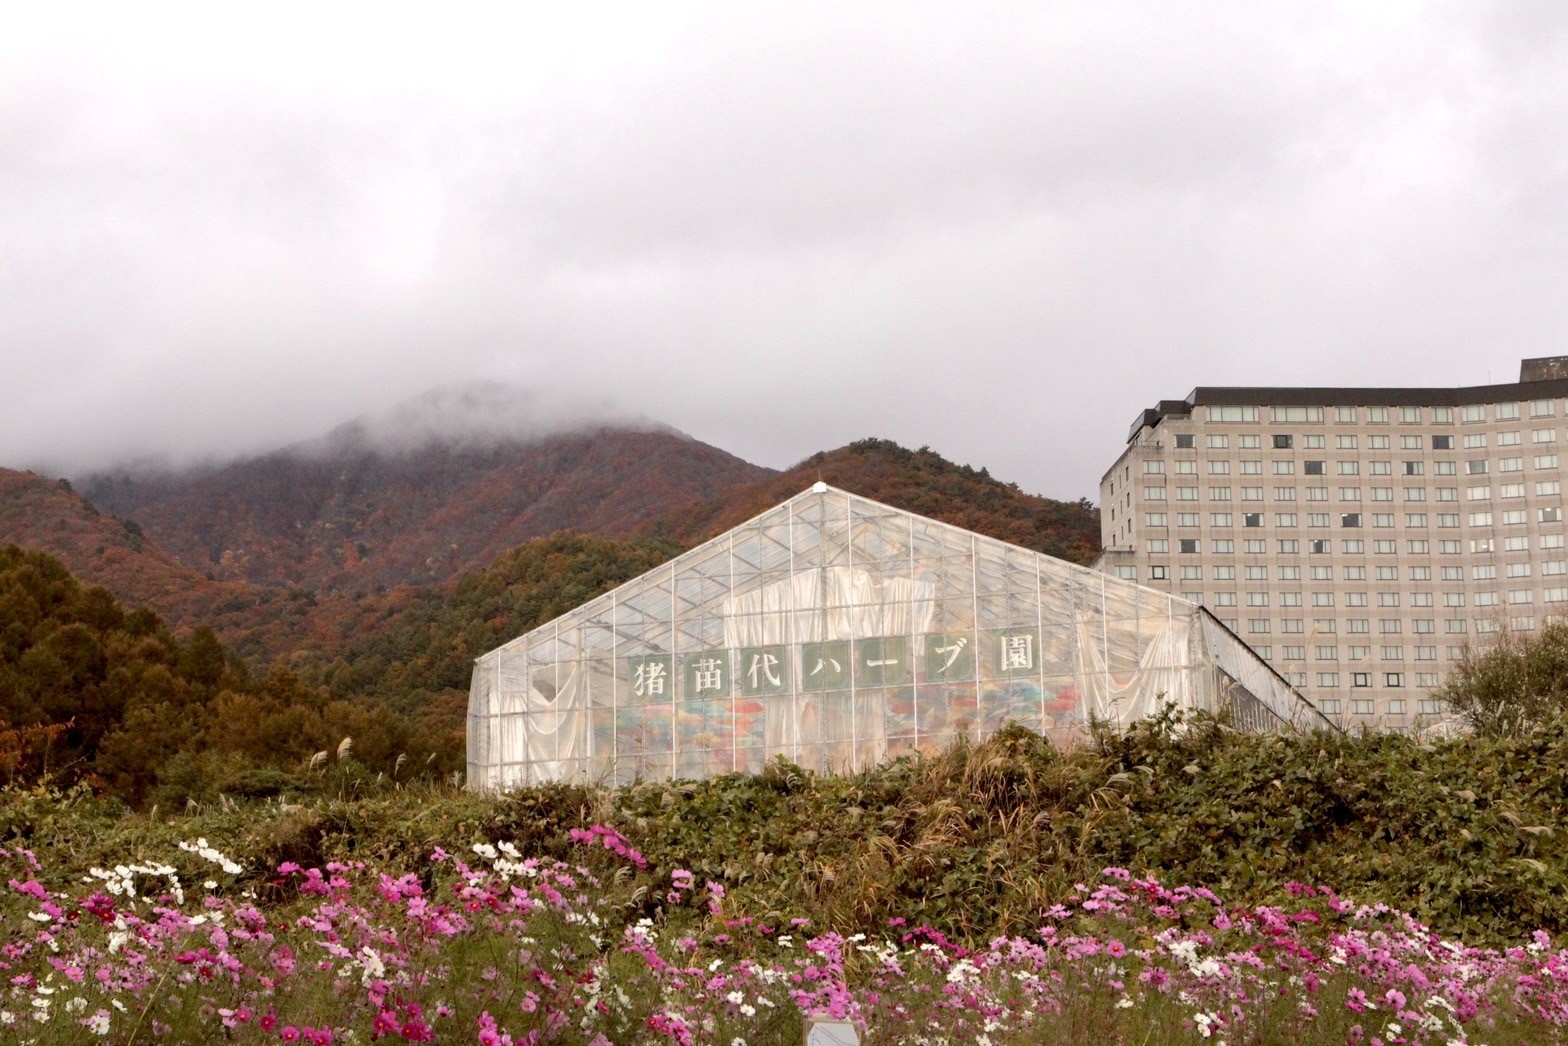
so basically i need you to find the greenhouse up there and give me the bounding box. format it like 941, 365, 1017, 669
468, 484, 1333, 789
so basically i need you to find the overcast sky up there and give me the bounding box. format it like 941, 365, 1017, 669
4, 2, 1567, 500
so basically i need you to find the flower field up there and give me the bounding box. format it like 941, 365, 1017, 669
8, 711, 1568, 1043
5, 820, 1568, 1044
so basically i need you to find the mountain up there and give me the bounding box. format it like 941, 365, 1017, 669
80, 386, 775, 593
646, 438, 1101, 565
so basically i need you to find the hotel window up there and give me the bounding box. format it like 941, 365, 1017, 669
1351, 674, 1372, 690
1208, 460, 1231, 475
1272, 434, 1294, 449
1274, 461, 1295, 475
1246, 592, 1270, 607
1444, 593, 1466, 606
1507, 562, 1532, 578
1509, 589, 1534, 604
1404, 487, 1427, 502
1370, 435, 1391, 449
1379, 620, 1402, 634
1315, 645, 1338, 659
1475, 592, 1499, 606
1304, 434, 1326, 449
1499, 431, 1522, 446
1410, 566, 1432, 582
1281, 592, 1303, 608
1371, 487, 1393, 502
1115, 566, 1136, 580
1175, 434, 1195, 448
1370, 461, 1392, 476
1346, 593, 1368, 607
1545, 561, 1568, 576
1210, 512, 1234, 526
1401, 435, 1423, 450
1306, 539, 1327, 553
1305, 460, 1326, 475
1407, 540, 1430, 554
1437, 515, 1460, 529
1497, 402, 1522, 420
1435, 460, 1457, 475
1372, 513, 1395, 527
1244, 539, 1266, 553
1209, 486, 1232, 500
1381, 644, 1404, 659
1467, 460, 1489, 475
1148, 539, 1169, 553
1512, 616, 1536, 631
1337, 435, 1358, 449
1212, 566, 1236, 581
1500, 457, 1524, 472
1242, 565, 1265, 581
1179, 566, 1202, 581
1543, 507, 1564, 523
1417, 699, 1445, 714
1415, 646, 1436, 660
1432, 434, 1453, 449
1503, 511, 1525, 526
1282, 539, 1303, 553
1177, 460, 1197, 474
1439, 540, 1461, 553
1149, 566, 1168, 580
1248, 619, 1271, 634
1378, 593, 1400, 607
1467, 487, 1491, 501
1436, 487, 1458, 501
1274, 486, 1297, 500
1275, 512, 1297, 526
1144, 460, 1165, 473
1547, 535, 1567, 549
1306, 487, 1328, 501
1343, 539, 1365, 553
1368, 407, 1389, 423
1279, 566, 1301, 580
1501, 484, 1526, 498
1312, 592, 1335, 607
1315, 619, 1337, 634
1177, 486, 1198, 501
1338, 461, 1360, 475
1147, 486, 1167, 500
1146, 512, 1168, 527
1210, 406, 1259, 422
1461, 405, 1485, 423
1536, 454, 1559, 469
1406, 513, 1428, 526
1473, 561, 1496, 576
1242, 512, 1263, 527
1534, 399, 1556, 417
1400, 407, 1421, 423
1548, 588, 1568, 603
1336, 406, 1358, 423
1178, 513, 1199, 526
1411, 592, 1433, 606
1340, 512, 1361, 528
1464, 434, 1488, 449
1539, 481, 1562, 496
1535, 428, 1558, 444
1282, 619, 1304, 634
1374, 565, 1397, 582
1344, 565, 1366, 581
1374, 540, 1396, 554
1433, 407, 1453, 423
1212, 593, 1237, 607
1206, 434, 1229, 449
1240, 460, 1262, 474
1242, 487, 1263, 501
1348, 620, 1371, 634
1213, 539, 1235, 553
1339, 487, 1362, 501
1272, 406, 1324, 423
1179, 539, 1199, 554
1284, 646, 1306, 661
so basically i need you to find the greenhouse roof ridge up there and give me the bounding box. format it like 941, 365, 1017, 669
479, 482, 1199, 662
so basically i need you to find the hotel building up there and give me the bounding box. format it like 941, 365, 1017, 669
1096, 358, 1568, 729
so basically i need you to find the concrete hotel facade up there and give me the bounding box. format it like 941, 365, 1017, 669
1095, 358, 1568, 731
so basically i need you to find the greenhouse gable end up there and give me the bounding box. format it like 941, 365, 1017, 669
468, 484, 1331, 789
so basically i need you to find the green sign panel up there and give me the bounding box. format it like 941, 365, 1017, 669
801, 640, 852, 691
683, 650, 731, 699
992, 628, 1041, 677
627, 654, 674, 701
738, 645, 789, 696
855, 636, 910, 686
923, 632, 975, 682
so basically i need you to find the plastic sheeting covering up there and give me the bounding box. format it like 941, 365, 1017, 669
468, 485, 1336, 789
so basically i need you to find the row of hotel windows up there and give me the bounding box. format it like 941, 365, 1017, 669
1228, 644, 1450, 662
1127, 558, 1559, 582
1213, 616, 1540, 638
1142, 486, 1565, 506
1146, 513, 1565, 531
1151, 536, 1566, 555
1167, 430, 1558, 451
1127, 532, 1564, 567
1204, 402, 1568, 425
1176, 587, 1561, 606
1147, 455, 1561, 474
1316, 698, 1447, 716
